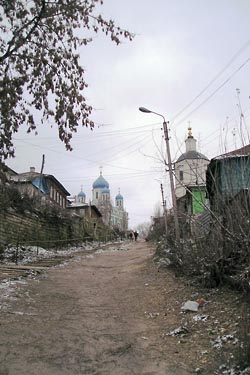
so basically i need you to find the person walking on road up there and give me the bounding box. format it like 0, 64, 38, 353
129, 231, 135, 241
134, 231, 138, 241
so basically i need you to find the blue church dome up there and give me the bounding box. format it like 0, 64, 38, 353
116, 193, 123, 200
78, 190, 86, 198
102, 187, 110, 194
93, 174, 109, 189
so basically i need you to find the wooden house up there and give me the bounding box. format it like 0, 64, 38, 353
206, 145, 250, 213
10, 167, 70, 209
66, 203, 102, 220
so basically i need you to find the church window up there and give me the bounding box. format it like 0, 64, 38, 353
180, 171, 184, 181
96, 192, 98, 199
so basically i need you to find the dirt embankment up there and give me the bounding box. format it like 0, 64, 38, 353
0, 241, 245, 375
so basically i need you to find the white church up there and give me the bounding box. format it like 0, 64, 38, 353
75, 169, 128, 232
174, 127, 210, 215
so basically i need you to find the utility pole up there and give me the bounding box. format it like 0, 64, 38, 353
160, 183, 168, 235
139, 107, 180, 244
38, 154, 45, 200
162, 121, 180, 243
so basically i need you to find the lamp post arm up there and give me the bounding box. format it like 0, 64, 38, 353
150, 111, 166, 123
138, 107, 166, 122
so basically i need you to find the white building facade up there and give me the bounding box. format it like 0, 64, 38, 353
174, 127, 209, 198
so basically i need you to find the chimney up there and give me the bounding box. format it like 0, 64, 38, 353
30, 167, 35, 173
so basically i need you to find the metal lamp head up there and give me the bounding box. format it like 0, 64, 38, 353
139, 107, 152, 113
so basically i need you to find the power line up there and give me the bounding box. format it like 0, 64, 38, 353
12, 137, 155, 173
82, 132, 152, 161
170, 39, 250, 124
173, 56, 250, 128
14, 122, 161, 142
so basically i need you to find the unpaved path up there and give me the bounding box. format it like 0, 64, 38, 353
0, 241, 242, 374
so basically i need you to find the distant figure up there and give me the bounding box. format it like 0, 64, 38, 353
129, 232, 134, 241
134, 231, 138, 241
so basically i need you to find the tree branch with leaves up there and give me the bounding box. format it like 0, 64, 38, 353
0, 0, 134, 158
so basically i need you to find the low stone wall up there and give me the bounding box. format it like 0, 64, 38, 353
0, 209, 116, 251
0, 209, 87, 250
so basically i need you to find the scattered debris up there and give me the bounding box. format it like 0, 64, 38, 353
214, 365, 250, 374
145, 311, 159, 319
211, 334, 237, 349
193, 314, 209, 322
197, 298, 206, 306
165, 326, 189, 337
194, 368, 203, 373
181, 300, 200, 312
200, 350, 208, 355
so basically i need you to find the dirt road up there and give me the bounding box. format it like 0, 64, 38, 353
0, 241, 240, 374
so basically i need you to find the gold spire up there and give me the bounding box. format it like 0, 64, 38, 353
188, 123, 193, 138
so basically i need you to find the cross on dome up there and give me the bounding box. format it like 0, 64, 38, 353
188, 122, 193, 138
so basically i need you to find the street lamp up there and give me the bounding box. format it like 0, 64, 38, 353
139, 107, 180, 243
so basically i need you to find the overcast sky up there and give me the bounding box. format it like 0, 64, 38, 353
6, 0, 250, 228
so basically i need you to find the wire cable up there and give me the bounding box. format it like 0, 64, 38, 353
170, 39, 250, 124
173, 56, 250, 128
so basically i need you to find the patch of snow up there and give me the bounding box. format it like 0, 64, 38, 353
95, 249, 104, 254
0, 241, 123, 266
85, 254, 94, 259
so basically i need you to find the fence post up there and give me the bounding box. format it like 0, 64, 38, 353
15, 242, 19, 265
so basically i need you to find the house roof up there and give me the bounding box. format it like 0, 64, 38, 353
176, 150, 209, 162
68, 202, 89, 208
214, 144, 250, 160
12, 172, 70, 196
67, 204, 102, 217
13, 178, 49, 195
0, 162, 18, 176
